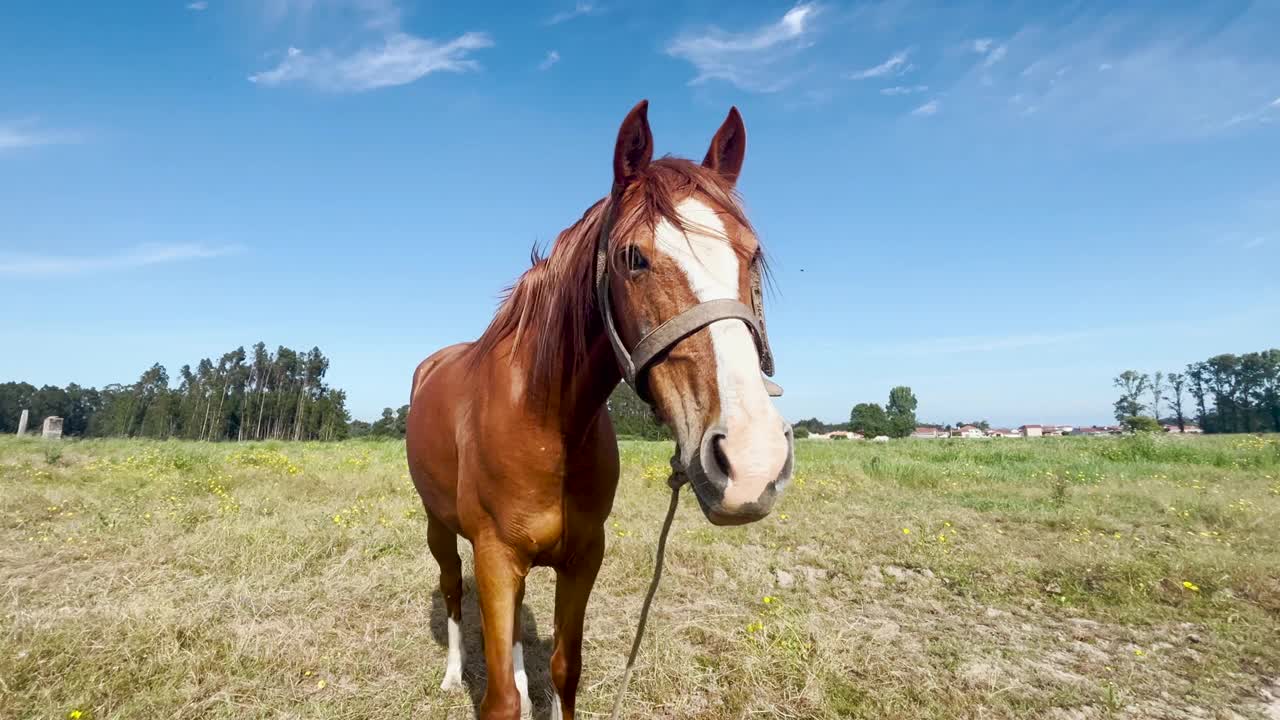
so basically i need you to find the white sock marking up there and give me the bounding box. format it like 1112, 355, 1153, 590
440, 617, 464, 691
513, 641, 532, 716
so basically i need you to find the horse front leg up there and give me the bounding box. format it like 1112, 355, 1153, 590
474, 538, 530, 720
550, 529, 605, 719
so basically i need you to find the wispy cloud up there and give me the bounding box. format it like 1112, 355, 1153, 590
250, 1, 492, 92
665, 3, 822, 93
0, 243, 239, 277
250, 33, 493, 91
880, 84, 928, 96
186, 1, 208, 10
981, 44, 1007, 68
0, 119, 80, 152
1243, 237, 1266, 250
538, 50, 561, 71
942, 5, 1280, 142
910, 99, 939, 116
848, 49, 912, 80
546, 2, 600, 25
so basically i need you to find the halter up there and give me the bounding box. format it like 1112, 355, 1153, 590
593, 193, 783, 402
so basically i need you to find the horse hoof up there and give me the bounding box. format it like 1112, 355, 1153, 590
439, 672, 464, 692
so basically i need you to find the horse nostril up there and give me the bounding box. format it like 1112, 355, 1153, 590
710, 433, 731, 479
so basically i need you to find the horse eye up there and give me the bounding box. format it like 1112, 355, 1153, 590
622, 246, 649, 273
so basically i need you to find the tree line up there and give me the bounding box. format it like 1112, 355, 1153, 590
1, 343, 351, 441
792, 385, 920, 439
1114, 348, 1280, 433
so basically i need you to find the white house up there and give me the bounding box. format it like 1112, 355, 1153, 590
953, 425, 986, 438
1019, 424, 1044, 438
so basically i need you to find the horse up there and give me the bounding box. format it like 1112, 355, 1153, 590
405, 100, 795, 720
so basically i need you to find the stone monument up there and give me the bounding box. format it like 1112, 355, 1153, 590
16, 409, 29, 436
41, 416, 64, 440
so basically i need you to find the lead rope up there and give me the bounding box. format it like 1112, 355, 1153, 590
608, 461, 688, 720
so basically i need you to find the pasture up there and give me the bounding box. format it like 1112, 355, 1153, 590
2, 435, 1279, 719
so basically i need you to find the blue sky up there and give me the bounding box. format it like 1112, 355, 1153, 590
2, 0, 1278, 427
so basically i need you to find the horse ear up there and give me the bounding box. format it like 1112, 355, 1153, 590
702, 106, 746, 185
613, 100, 653, 191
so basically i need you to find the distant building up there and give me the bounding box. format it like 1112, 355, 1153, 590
1019, 424, 1044, 438
812, 430, 863, 440
911, 426, 945, 439
953, 425, 986, 438
987, 428, 1015, 438
1163, 424, 1204, 434
1071, 425, 1120, 437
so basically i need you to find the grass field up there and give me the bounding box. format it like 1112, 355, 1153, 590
2, 434, 1279, 719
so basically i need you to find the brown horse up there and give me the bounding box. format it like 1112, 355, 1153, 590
405, 100, 794, 720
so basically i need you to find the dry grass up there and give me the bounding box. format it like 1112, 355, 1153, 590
2, 434, 1279, 719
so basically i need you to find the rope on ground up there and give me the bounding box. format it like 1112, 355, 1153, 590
608, 466, 686, 720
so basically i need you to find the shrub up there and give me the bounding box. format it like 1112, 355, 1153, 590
1122, 416, 1163, 434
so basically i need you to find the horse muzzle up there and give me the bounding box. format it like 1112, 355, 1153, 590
684, 421, 794, 526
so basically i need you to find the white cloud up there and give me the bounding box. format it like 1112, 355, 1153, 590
910, 99, 939, 116
880, 84, 928, 95
186, 1, 208, 10
982, 44, 1007, 68
0, 244, 239, 277
0, 120, 79, 151
943, 5, 1280, 142
251, 0, 492, 92
1242, 237, 1266, 250
250, 32, 492, 91
538, 50, 561, 71
665, 3, 822, 93
972, 38, 993, 54
546, 2, 600, 25
848, 49, 912, 80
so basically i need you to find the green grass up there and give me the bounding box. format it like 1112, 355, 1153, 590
2, 434, 1279, 719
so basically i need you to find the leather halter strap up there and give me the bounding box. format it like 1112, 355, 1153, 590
593, 195, 781, 400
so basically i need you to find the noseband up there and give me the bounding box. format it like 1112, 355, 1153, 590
593, 195, 782, 401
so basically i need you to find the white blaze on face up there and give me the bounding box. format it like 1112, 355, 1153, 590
653, 197, 788, 504
440, 617, 464, 691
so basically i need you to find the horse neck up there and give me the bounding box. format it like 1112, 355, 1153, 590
552, 315, 623, 440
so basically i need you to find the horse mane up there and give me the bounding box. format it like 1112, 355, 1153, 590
464, 156, 761, 397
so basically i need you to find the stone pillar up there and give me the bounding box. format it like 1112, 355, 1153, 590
16, 409, 29, 436
41, 416, 64, 440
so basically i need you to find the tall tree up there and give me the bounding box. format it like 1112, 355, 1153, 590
1166, 372, 1188, 431
1112, 370, 1149, 423
1187, 362, 1209, 428
885, 386, 918, 438
1149, 371, 1165, 421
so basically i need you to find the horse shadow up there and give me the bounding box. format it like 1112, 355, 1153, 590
429, 577, 557, 719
